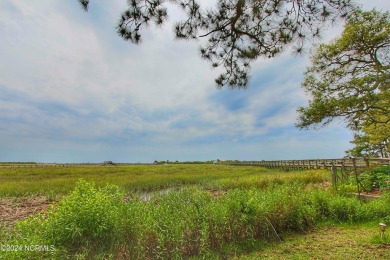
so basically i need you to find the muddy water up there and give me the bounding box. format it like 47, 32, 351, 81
139, 188, 175, 201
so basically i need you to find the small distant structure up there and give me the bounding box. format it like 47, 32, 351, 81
212, 159, 228, 164
102, 161, 116, 166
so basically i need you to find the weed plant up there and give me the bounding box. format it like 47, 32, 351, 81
371, 234, 390, 245
3, 180, 390, 259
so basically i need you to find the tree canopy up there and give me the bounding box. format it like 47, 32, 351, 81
78, 0, 355, 88
296, 9, 389, 157
346, 117, 390, 158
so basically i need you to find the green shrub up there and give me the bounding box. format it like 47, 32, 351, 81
358, 166, 390, 192
9, 179, 124, 258
46, 180, 122, 248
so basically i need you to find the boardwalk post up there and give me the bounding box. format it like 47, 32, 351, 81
364, 157, 369, 169
352, 158, 361, 199
331, 162, 336, 188
341, 160, 346, 181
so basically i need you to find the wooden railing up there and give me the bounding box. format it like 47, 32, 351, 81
221, 158, 390, 170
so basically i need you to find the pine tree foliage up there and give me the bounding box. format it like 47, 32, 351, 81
346, 113, 390, 158
297, 10, 390, 129
78, 0, 355, 88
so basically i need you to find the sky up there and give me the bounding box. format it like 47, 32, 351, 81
0, 0, 389, 163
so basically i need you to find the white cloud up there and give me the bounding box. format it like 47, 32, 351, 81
0, 0, 388, 162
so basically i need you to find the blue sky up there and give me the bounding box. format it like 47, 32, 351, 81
0, 0, 388, 163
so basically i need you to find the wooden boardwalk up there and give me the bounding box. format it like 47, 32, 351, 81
1, 158, 389, 170
222, 158, 390, 171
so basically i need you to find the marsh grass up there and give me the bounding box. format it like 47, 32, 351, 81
0, 165, 329, 197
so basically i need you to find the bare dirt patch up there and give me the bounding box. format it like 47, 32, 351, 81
0, 197, 53, 226
209, 189, 227, 199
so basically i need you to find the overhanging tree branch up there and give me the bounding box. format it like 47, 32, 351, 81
78, 0, 356, 88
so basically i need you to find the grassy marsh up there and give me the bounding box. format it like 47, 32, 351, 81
0, 164, 389, 259
0, 164, 328, 197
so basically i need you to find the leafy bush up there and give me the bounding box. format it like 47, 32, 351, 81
11, 180, 123, 259
358, 166, 390, 192
46, 180, 123, 247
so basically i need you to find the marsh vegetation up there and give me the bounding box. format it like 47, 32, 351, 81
0, 164, 389, 259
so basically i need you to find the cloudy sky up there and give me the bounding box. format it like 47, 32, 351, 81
0, 1, 388, 163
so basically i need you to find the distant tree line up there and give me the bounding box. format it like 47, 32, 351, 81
0, 162, 37, 164
153, 160, 215, 165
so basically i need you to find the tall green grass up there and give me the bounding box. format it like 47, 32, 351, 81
3, 180, 389, 259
